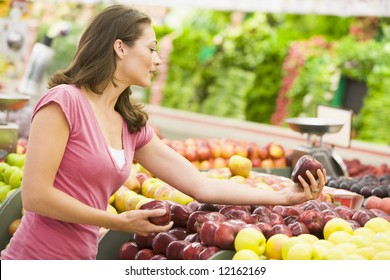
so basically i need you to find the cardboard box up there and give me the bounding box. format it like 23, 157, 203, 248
322, 186, 364, 210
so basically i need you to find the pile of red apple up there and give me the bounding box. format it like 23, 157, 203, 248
117, 197, 390, 260
344, 158, 390, 178
161, 138, 289, 170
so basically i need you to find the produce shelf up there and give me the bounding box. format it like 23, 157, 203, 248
97, 230, 134, 260
0, 188, 22, 250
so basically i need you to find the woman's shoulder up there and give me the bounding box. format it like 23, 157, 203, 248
46, 84, 81, 97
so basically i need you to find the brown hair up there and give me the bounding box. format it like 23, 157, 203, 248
48, 5, 151, 133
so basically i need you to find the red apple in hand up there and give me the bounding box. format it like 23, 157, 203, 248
140, 200, 171, 226
291, 155, 324, 187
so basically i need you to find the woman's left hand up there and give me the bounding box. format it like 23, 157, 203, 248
285, 168, 327, 205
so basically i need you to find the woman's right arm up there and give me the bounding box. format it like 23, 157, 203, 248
21, 102, 171, 235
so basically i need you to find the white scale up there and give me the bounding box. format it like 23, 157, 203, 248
285, 105, 353, 178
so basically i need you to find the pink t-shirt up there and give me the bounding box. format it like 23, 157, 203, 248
1, 84, 153, 259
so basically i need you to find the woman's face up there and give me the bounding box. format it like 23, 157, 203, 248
116, 24, 161, 88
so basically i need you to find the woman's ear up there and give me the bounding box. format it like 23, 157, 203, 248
114, 39, 125, 58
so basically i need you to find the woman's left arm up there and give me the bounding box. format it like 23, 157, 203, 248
134, 134, 326, 206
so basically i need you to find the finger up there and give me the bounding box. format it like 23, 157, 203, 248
305, 170, 319, 188
143, 208, 168, 218
297, 175, 312, 197
317, 169, 326, 191
148, 221, 174, 233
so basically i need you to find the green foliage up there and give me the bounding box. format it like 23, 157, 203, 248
200, 67, 255, 119
286, 53, 340, 118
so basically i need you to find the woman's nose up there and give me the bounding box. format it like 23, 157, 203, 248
153, 51, 162, 66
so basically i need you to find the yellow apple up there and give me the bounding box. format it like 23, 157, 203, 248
108, 193, 115, 204
281, 236, 304, 260
141, 178, 160, 196
353, 227, 376, 240
321, 247, 348, 260
228, 155, 252, 178
169, 189, 194, 205
232, 249, 261, 260
135, 198, 154, 210
312, 244, 330, 260
123, 172, 141, 194
312, 239, 335, 260
333, 242, 357, 255
323, 218, 353, 240
114, 190, 138, 213
327, 230, 352, 245
349, 235, 372, 248
264, 233, 290, 260
364, 217, 390, 234
372, 250, 390, 260
126, 194, 147, 211
234, 228, 266, 256
297, 233, 319, 244
286, 243, 314, 260
344, 253, 367, 260
144, 181, 164, 198
356, 246, 377, 260
106, 204, 118, 214
153, 184, 174, 200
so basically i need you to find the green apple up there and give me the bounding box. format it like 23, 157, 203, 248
323, 217, 353, 240
232, 249, 261, 260
2, 166, 20, 185
9, 168, 23, 189
0, 162, 10, 181
13, 154, 26, 168
5, 188, 17, 200
5, 153, 23, 167
234, 227, 266, 256
0, 184, 12, 202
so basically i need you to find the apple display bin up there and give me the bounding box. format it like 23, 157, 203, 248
0, 188, 23, 250
96, 229, 235, 260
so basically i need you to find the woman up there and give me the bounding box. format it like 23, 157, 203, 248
1, 5, 326, 260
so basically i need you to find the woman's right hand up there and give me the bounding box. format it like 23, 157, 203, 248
114, 208, 173, 236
